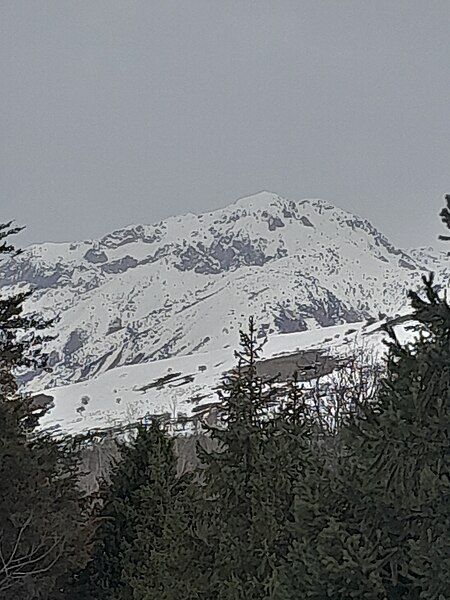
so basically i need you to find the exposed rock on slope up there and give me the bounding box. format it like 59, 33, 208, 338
1, 192, 447, 392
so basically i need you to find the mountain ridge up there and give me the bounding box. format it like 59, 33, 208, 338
1, 192, 447, 394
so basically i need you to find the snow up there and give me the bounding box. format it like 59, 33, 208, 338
38, 317, 416, 436
0, 191, 446, 435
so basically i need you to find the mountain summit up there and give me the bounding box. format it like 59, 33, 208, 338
1, 192, 447, 391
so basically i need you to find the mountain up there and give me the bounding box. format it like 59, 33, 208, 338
1, 192, 447, 402
38, 321, 384, 435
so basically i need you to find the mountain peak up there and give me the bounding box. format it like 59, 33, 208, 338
232, 191, 338, 214
3, 190, 448, 398
233, 190, 283, 208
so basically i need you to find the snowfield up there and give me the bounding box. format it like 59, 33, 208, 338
0, 191, 447, 434
38, 317, 417, 436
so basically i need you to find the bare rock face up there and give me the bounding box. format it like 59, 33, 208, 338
174, 234, 287, 274
84, 249, 108, 264
29, 393, 55, 412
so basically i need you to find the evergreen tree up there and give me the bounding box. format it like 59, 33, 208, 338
0, 222, 50, 402
272, 380, 369, 600
190, 318, 321, 599
0, 223, 89, 599
250, 373, 325, 599
73, 420, 185, 600
347, 274, 449, 599
191, 318, 275, 599
125, 461, 204, 600
275, 200, 450, 599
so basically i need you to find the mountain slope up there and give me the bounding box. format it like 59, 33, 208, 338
1, 191, 447, 392
38, 316, 418, 436
36, 321, 375, 435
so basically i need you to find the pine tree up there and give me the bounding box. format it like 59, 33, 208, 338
189, 318, 323, 599
241, 374, 315, 596
0, 223, 89, 599
275, 199, 450, 599
185, 318, 272, 598
344, 273, 449, 599
342, 197, 450, 598
127, 463, 205, 600
271, 378, 370, 600
73, 420, 185, 600
0, 222, 50, 402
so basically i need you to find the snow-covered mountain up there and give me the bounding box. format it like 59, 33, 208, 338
1, 191, 447, 399
38, 321, 382, 435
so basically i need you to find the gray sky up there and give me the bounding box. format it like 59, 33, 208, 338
1, 1, 449, 249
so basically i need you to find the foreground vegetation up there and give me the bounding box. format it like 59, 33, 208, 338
0, 199, 449, 599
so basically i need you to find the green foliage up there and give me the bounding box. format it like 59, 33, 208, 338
276, 273, 450, 599
131, 468, 206, 600
73, 420, 187, 600
187, 319, 321, 599
191, 318, 278, 598
0, 223, 89, 599
354, 275, 449, 599
0, 414, 90, 599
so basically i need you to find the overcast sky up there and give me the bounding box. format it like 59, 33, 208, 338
1, 1, 449, 249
